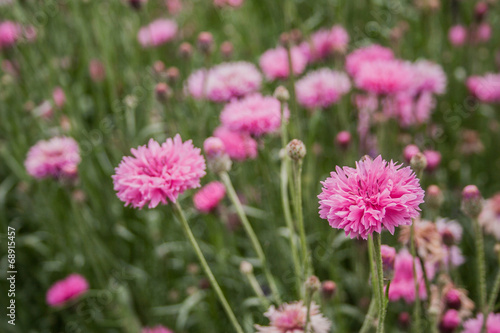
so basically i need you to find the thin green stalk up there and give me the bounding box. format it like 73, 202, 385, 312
292, 159, 310, 282
360, 236, 379, 333
410, 223, 422, 332
359, 298, 377, 333
244, 270, 271, 308
220, 172, 282, 303
473, 217, 487, 333
304, 291, 313, 333
172, 202, 244, 333
373, 233, 387, 333
487, 267, 500, 314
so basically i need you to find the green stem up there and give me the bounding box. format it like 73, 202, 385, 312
172, 202, 244, 333
473, 217, 487, 333
304, 291, 313, 333
220, 172, 282, 303
487, 267, 500, 314
292, 159, 310, 284
373, 233, 387, 333
410, 223, 422, 332
360, 236, 379, 333
244, 271, 271, 308
359, 298, 378, 333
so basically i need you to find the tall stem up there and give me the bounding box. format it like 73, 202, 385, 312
292, 159, 310, 282
410, 222, 422, 332
361, 237, 379, 332
220, 172, 282, 303
373, 233, 387, 333
487, 267, 500, 315
172, 202, 244, 333
473, 217, 487, 332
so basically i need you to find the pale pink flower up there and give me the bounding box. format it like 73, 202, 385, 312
462, 313, 500, 333
52, 87, 66, 108
478, 193, 500, 240
138, 19, 177, 48
193, 181, 226, 213
423, 149, 441, 171
436, 217, 466, 268
214, 0, 244, 7
436, 219, 463, 244
412, 60, 447, 95
259, 46, 307, 80
166, 0, 182, 14
213, 126, 258, 161
46, 274, 89, 307
33, 100, 54, 119
300, 25, 349, 61
403, 144, 420, 163
295, 68, 351, 109
142, 325, 174, 333
355, 59, 414, 95
318, 155, 424, 239
475, 23, 492, 43
89, 59, 106, 82
345, 44, 394, 77
220, 94, 288, 136
388, 249, 427, 303
25, 136, 80, 179
255, 301, 331, 333
466, 73, 500, 103
443, 245, 465, 268
186, 62, 262, 102
382, 92, 435, 127
0, 21, 20, 49
448, 25, 467, 46
112, 135, 206, 209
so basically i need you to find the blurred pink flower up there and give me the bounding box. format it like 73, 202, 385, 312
46, 274, 89, 307
25, 136, 80, 179
423, 149, 441, 171
475, 22, 492, 43
112, 135, 206, 209
462, 313, 500, 333
259, 46, 307, 80
479, 193, 500, 240
52, 87, 66, 108
213, 126, 258, 161
0, 21, 20, 49
193, 181, 226, 213
138, 19, 177, 47
295, 68, 351, 109
142, 326, 174, 333
166, 0, 182, 14
89, 59, 106, 82
467, 73, 500, 103
355, 59, 414, 95
318, 155, 424, 239
412, 60, 447, 95
336, 131, 351, 149
186, 62, 262, 102
383, 92, 435, 127
345, 44, 394, 77
255, 301, 331, 333
448, 25, 467, 46
300, 25, 349, 61
403, 144, 420, 163
439, 309, 461, 333
214, 0, 244, 7
220, 94, 288, 136
388, 249, 428, 303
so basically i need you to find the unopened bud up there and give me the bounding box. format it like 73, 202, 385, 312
166, 66, 180, 84
286, 139, 306, 161
381, 245, 396, 275
410, 152, 427, 174
439, 309, 460, 333
398, 312, 410, 329
321, 280, 337, 299
273, 86, 290, 102
290, 29, 303, 44
179, 42, 193, 59
461, 185, 483, 218
403, 144, 420, 163
305, 275, 320, 294
475, 2, 488, 22
204, 137, 225, 157
155, 83, 171, 102
426, 185, 444, 211
220, 41, 233, 60
423, 150, 441, 172
197, 32, 214, 54
239, 261, 253, 274
445, 289, 462, 310
279, 32, 290, 47
336, 131, 351, 150
129, 0, 144, 10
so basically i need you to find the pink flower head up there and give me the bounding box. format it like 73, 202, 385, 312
301, 25, 349, 61
412, 60, 447, 95
381, 245, 396, 271
403, 144, 420, 163
475, 23, 492, 43
355, 59, 414, 95
213, 126, 257, 161
138, 19, 177, 48
439, 309, 461, 333
220, 94, 289, 136
466, 73, 500, 103
142, 325, 174, 333
345, 44, 394, 77
318, 155, 424, 239
336, 131, 351, 149
52, 87, 66, 108
423, 149, 441, 171
436, 218, 463, 244
186, 62, 262, 102
166, 0, 182, 14
479, 193, 500, 240
193, 181, 226, 213
25, 136, 81, 179
388, 249, 427, 303
89, 59, 106, 82
382, 92, 435, 127
0, 21, 20, 49
448, 25, 467, 47
112, 135, 206, 209
255, 301, 331, 333
46, 274, 89, 307
462, 313, 500, 333
203, 136, 226, 157
259, 46, 307, 80
295, 68, 351, 109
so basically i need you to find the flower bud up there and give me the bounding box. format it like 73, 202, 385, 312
279, 32, 290, 47
403, 144, 420, 163
290, 29, 303, 44
380, 245, 396, 276
321, 280, 337, 299
461, 185, 483, 218
155, 82, 171, 102
204, 137, 225, 157
129, 0, 144, 10
423, 150, 441, 172
179, 42, 193, 59
410, 152, 427, 174
220, 41, 233, 60
474, 2, 488, 22
166, 66, 180, 85
439, 309, 460, 333
239, 261, 253, 274
273, 85, 290, 102
89, 59, 106, 82
197, 32, 214, 54
336, 131, 351, 150
426, 185, 444, 211
52, 87, 66, 108
286, 139, 306, 161
398, 312, 410, 329
445, 289, 462, 310
305, 275, 321, 294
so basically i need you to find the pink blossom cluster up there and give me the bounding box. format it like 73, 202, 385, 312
213, 126, 257, 161
462, 313, 500, 333
466, 73, 500, 103
138, 19, 177, 47
388, 249, 429, 303
0, 20, 36, 49
193, 181, 226, 213
259, 46, 307, 80
295, 68, 351, 109
46, 274, 89, 307
299, 25, 349, 62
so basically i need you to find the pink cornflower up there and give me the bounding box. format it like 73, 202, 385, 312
46, 274, 89, 307
193, 181, 226, 213
138, 19, 177, 48
255, 301, 331, 333
259, 46, 307, 80
0, 21, 19, 49
382, 92, 435, 127
388, 249, 428, 303
142, 325, 174, 333
403, 144, 420, 163
462, 313, 500, 333
336, 131, 351, 149
475, 23, 492, 43
345, 44, 394, 77
300, 25, 349, 61
318, 155, 424, 239
213, 126, 258, 161
423, 149, 441, 171
355, 59, 414, 95
112, 135, 206, 209
439, 309, 461, 333
466, 73, 500, 103
436, 218, 465, 268
166, 0, 182, 14
479, 193, 500, 240
220, 94, 288, 136
52, 87, 66, 108
448, 25, 467, 46
295, 68, 351, 109
25, 136, 81, 179
186, 62, 262, 102
412, 60, 447, 95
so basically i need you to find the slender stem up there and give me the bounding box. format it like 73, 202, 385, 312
304, 291, 313, 333
473, 217, 487, 333
244, 271, 271, 308
373, 233, 386, 333
172, 202, 244, 333
360, 298, 377, 333
487, 267, 500, 314
220, 172, 282, 303
292, 159, 310, 283
417, 252, 432, 309
410, 222, 422, 332
361, 236, 379, 332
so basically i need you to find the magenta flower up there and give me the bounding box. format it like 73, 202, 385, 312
423, 149, 441, 171
186, 62, 262, 102
213, 126, 257, 161
318, 155, 424, 239
300, 25, 349, 61
439, 309, 461, 333
259, 46, 307, 80
138, 19, 177, 48
466, 73, 500, 103
388, 249, 427, 303
462, 313, 500, 333
142, 325, 174, 333
448, 25, 467, 46
112, 135, 206, 209
345, 44, 394, 77
46, 274, 89, 307
355, 59, 414, 95
193, 181, 226, 213
475, 22, 492, 43
255, 301, 331, 333
0, 21, 19, 49
220, 94, 288, 136
25, 136, 81, 179
52, 87, 66, 108
295, 68, 351, 109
